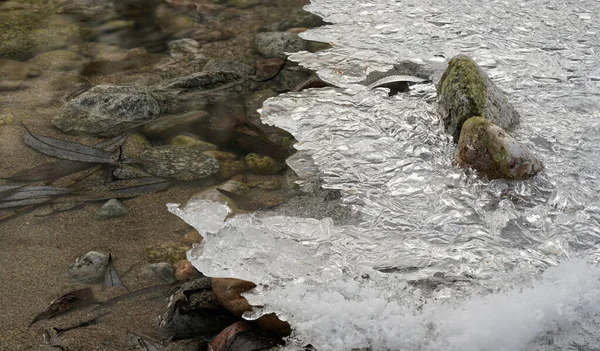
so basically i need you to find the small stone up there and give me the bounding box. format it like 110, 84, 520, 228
66, 251, 109, 283
140, 145, 220, 181
244, 153, 285, 175
454, 117, 544, 180
96, 199, 128, 219
138, 262, 176, 283
170, 135, 218, 150
173, 259, 202, 281
142, 110, 210, 139
181, 230, 204, 246
254, 58, 285, 81
144, 242, 190, 264
437, 55, 521, 142
254, 32, 306, 59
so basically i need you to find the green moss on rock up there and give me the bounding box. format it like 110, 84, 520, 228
437, 56, 487, 142
244, 153, 285, 175
170, 135, 218, 150
144, 242, 190, 264
455, 117, 544, 180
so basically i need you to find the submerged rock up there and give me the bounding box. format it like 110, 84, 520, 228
140, 145, 219, 181
53, 85, 171, 137
254, 32, 306, 59
454, 117, 544, 180
96, 199, 128, 219
138, 262, 176, 283
244, 153, 285, 175
144, 242, 190, 264
66, 251, 109, 283
437, 55, 520, 142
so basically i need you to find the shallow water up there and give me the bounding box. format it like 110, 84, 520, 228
177, 0, 600, 349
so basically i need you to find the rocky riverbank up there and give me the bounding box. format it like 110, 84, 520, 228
0, 0, 330, 349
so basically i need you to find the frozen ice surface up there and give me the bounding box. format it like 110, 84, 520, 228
170, 0, 600, 349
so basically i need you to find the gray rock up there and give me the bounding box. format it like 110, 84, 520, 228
437, 55, 520, 142
140, 145, 219, 181
66, 251, 109, 283
138, 262, 176, 283
96, 199, 128, 219
53, 85, 171, 137
203, 59, 255, 77
454, 117, 544, 180
254, 32, 306, 59
142, 110, 210, 139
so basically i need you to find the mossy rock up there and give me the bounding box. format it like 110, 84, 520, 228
454, 117, 544, 180
144, 242, 191, 264
244, 153, 285, 175
216, 160, 245, 179
171, 135, 218, 150
437, 55, 520, 142
0, 9, 86, 60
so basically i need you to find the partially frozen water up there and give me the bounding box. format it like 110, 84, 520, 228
170, 0, 600, 349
